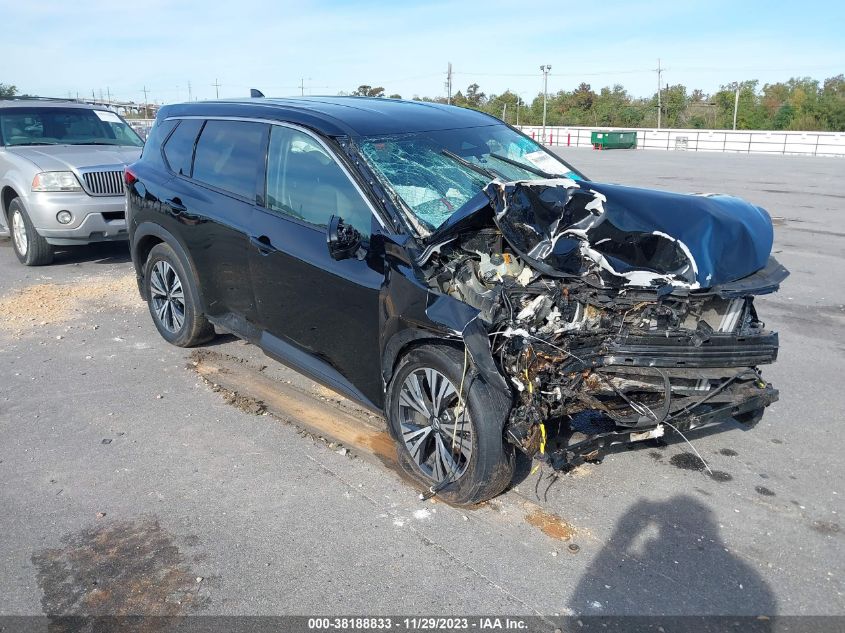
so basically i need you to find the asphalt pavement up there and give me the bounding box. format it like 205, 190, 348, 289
0, 148, 842, 621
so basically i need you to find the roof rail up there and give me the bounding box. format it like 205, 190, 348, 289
0, 96, 80, 102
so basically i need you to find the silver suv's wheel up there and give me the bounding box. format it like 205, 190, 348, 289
398, 368, 473, 482
8, 198, 54, 266
12, 209, 28, 255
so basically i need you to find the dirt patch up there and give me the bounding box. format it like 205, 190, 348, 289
755, 486, 776, 497
810, 520, 841, 536
719, 448, 739, 457
0, 273, 139, 335
31, 515, 206, 626
524, 506, 576, 541
708, 470, 733, 482
218, 389, 267, 415
189, 350, 395, 468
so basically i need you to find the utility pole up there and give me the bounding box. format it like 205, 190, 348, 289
732, 87, 740, 130
106, 87, 111, 105
540, 65, 551, 144
655, 58, 664, 129
212, 79, 221, 99
446, 62, 453, 105
142, 86, 149, 119
516, 95, 521, 126
300, 78, 305, 96
188, 81, 192, 101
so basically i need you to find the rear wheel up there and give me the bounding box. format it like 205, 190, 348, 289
386, 345, 514, 506
9, 198, 53, 266
144, 242, 215, 347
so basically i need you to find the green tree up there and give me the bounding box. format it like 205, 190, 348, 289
351, 85, 385, 97
464, 83, 487, 108
0, 83, 17, 98
820, 74, 845, 131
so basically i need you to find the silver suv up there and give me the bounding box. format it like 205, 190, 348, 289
0, 99, 143, 265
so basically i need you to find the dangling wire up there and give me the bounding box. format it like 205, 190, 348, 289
420, 345, 471, 501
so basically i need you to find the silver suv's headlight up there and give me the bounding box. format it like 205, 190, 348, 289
31, 171, 82, 192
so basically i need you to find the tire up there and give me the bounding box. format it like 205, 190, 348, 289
386, 344, 515, 506
9, 198, 54, 266
143, 242, 215, 347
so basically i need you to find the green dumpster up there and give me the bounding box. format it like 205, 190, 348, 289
591, 130, 638, 150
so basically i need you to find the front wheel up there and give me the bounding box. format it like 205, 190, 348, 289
9, 198, 53, 266
143, 242, 215, 347
386, 345, 514, 506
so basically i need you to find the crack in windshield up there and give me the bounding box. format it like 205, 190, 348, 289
358, 125, 580, 233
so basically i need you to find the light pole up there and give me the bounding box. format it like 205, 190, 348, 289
732, 87, 740, 130
540, 65, 551, 144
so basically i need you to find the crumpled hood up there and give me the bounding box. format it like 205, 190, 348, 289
7, 145, 141, 172
484, 179, 774, 290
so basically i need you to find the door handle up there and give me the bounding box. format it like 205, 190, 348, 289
250, 234, 278, 255
165, 198, 186, 214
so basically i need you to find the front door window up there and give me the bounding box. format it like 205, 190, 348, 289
265, 126, 372, 234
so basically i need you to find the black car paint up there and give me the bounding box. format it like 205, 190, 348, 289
128, 101, 509, 413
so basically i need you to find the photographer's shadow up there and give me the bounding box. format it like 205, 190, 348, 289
569, 495, 776, 622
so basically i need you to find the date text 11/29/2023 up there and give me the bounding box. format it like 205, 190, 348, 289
307, 617, 530, 631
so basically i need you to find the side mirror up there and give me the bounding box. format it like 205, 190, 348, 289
327, 215, 366, 261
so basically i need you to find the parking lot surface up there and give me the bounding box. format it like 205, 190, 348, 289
0, 148, 842, 619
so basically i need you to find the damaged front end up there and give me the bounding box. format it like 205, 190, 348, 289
418, 178, 787, 470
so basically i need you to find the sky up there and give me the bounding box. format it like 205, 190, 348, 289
1, 0, 843, 105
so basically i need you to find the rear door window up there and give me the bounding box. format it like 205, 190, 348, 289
162, 119, 203, 176
192, 120, 266, 200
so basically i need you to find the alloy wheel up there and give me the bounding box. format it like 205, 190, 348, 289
149, 260, 185, 333
11, 210, 27, 255
397, 368, 472, 482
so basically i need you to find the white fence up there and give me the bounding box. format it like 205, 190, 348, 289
519, 125, 845, 157
127, 117, 844, 157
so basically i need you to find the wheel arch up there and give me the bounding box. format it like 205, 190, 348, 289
132, 222, 204, 310
1, 185, 21, 223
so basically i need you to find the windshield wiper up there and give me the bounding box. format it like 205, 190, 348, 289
440, 149, 500, 180
488, 152, 555, 179
8, 141, 58, 146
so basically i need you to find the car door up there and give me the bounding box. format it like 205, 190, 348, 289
167, 118, 267, 324
248, 124, 385, 406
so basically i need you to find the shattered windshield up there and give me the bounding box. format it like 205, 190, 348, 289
358, 124, 581, 232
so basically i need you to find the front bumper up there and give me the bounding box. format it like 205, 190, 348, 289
545, 380, 779, 470
22, 192, 127, 245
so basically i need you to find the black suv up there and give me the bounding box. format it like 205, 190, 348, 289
126, 97, 786, 505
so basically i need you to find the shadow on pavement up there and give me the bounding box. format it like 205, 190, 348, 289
568, 495, 776, 620
50, 241, 132, 266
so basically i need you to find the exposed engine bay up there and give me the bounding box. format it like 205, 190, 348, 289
419, 179, 786, 470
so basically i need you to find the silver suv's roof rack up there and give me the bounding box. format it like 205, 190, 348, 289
0, 96, 81, 102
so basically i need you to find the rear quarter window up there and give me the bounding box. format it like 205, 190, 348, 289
192, 120, 265, 199
162, 119, 203, 176
140, 119, 177, 169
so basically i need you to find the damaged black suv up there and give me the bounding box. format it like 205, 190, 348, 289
126, 97, 787, 505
